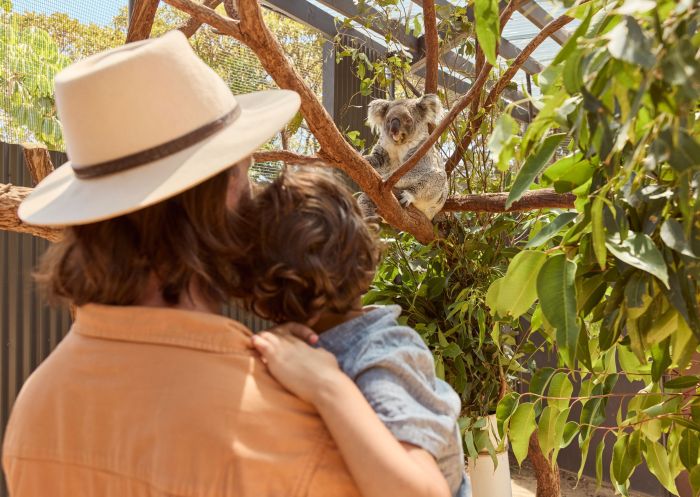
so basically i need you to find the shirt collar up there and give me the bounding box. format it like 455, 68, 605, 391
73, 304, 253, 353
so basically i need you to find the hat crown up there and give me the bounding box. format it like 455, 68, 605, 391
55, 30, 237, 168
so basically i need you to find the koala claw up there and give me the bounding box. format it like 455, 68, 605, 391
399, 190, 415, 207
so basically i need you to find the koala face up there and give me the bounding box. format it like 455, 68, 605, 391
367, 94, 443, 145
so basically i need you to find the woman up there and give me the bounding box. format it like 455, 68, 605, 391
3, 31, 362, 496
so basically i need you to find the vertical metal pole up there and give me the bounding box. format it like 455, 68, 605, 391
321, 40, 336, 120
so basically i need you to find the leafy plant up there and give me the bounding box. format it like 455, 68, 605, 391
487, 0, 700, 494
365, 213, 534, 462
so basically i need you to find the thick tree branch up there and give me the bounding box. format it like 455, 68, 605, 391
446, 14, 575, 174
178, 0, 222, 38
0, 184, 62, 242
443, 189, 575, 212
422, 0, 439, 96
127, 0, 161, 43
22, 143, 54, 186
166, 0, 242, 39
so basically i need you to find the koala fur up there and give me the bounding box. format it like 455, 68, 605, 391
358, 94, 448, 221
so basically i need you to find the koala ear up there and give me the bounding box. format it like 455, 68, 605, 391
367, 99, 390, 133
415, 94, 443, 125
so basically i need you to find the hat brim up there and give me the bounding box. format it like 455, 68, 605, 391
18, 89, 301, 227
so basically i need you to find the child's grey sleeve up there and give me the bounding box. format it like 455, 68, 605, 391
349, 326, 462, 459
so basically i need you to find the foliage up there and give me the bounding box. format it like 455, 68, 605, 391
364, 214, 537, 461
487, 0, 700, 494
0, 1, 70, 148
1, 4, 323, 153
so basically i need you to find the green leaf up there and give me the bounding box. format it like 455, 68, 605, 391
691, 466, 700, 497
537, 255, 579, 368
645, 441, 679, 495
509, 402, 537, 465
474, 0, 499, 66
607, 16, 655, 69
661, 219, 698, 259
547, 372, 573, 411
606, 232, 670, 289
496, 392, 519, 439
665, 376, 700, 390
679, 429, 700, 471
561, 421, 579, 448
538, 406, 568, 460
494, 250, 547, 318
525, 212, 578, 248
596, 438, 605, 488
612, 433, 635, 483
506, 133, 566, 209
591, 196, 607, 270
530, 367, 556, 396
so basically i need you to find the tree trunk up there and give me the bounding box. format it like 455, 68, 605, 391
528, 432, 562, 497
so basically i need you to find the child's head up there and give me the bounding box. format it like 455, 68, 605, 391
230, 169, 381, 324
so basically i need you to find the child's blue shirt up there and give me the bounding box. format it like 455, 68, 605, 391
317, 305, 470, 497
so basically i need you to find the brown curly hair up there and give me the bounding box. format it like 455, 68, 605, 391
230, 170, 381, 324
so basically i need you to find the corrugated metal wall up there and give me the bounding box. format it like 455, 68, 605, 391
0, 143, 73, 496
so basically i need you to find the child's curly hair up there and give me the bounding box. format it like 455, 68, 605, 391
230, 169, 382, 324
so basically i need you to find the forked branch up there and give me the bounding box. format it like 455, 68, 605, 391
126, 0, 161, 42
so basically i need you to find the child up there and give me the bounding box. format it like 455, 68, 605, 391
229, 170, 469, 497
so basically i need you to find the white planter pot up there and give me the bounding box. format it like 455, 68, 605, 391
467, 414, 512, 497
468, 451, 512, 497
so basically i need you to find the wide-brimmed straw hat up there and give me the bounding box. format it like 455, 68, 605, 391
18, 30, 301, 226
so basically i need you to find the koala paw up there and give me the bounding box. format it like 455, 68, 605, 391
399, 190, 415, 207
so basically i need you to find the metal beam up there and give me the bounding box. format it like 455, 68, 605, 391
314, 0, 419, 51
517, 0, 570, 46
412, 0, 543, 74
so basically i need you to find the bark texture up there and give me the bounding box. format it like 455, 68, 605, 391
126, 0, 161, 42
0, 184, 62, 242
22, 143, 54, 186
528, 432, 562, 497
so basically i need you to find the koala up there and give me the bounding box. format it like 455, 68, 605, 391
358, 94, 448, 221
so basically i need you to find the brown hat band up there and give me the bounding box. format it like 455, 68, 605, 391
71, 106, 241, 180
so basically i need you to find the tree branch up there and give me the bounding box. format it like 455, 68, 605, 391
22, 143, 54, 186
166, 0, 242, 40
422, 0, 439, 96
442, 189, 575, 212
178, 0, 222, 38
127, 0, 161, 43
0, 184, 62, 242
446, 13, 575, 174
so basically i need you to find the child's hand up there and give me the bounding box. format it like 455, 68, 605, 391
251, 331, 343, 404
265, 322, 319, 345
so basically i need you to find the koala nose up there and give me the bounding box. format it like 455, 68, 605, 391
390, 118, 401, 134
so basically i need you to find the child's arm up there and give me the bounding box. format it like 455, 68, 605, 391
251, 332, 451, 497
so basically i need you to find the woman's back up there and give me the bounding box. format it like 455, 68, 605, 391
3, 305, 361, 497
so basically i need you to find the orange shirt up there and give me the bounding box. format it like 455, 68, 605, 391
2, 304, 361, 497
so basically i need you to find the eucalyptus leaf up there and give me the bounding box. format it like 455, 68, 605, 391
607, 16, 655, 69
506, 133, 566, 209
606, 233, 670, 288
474, 0, 499, 66
537, 255, 579, 368
661, 219, 699, 259
525, 212, 578, 248
645, 441, 679, 495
